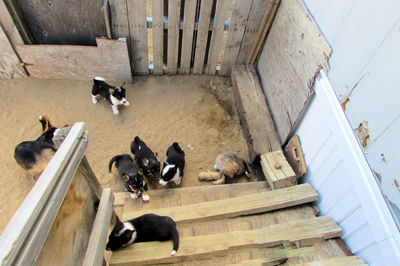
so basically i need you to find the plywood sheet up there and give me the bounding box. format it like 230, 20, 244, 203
15, 38, 132, 82
0, 24, 26, 79
256, 0, 331, 143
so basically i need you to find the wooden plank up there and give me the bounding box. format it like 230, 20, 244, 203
83, 188, 114, 266
0, 24, 27, 79
15, 38, 132, 82
152, 0, 164, 75
127, 0, 149, 75
180, 0, 197, 74
293, 256, 367, 266
192, 0, 213, 74
231, 65, 282, 161
3, 0, 33, 44
15, 0, 106, 45
206, 0, 230, 75
109, 0, 129, 38
0, 123, 88, 265
261, 151, 297, 189
0, 0, 24, 45
247, 0, 280, 64
220, 1, 252, 76
122, 183, 319, 222
236, 0, 271, 64
103, 0, 112, 39
256, 0, 331, 143
110, 216, 341, 265
167, 0, 181, 75
284, 135, 307, 178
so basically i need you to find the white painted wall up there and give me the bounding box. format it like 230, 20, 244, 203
293, 71, 400, 265
302, 0, 400, 247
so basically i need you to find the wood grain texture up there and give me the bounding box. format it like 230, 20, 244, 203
152, 0, 164, 75
192, 0, 213, 74
122, 183, 319, 222
0, 24, 26, 79
294, 256, 367, 266
220, 1, 252, 76
180, 0, 197, 74
15, 38, 132, 82
167, 0, 181, 75
110, 216, 341, 265
256, 0, 331, 143
231, 65, 282, 161
0, 0, 24, 45
261, 150, 297, 189
206, 0, 230, 75
284, 134, 307, 178
127, 0, 149, 75
109, 0, 129, 38
83, 188, 114, 266
236, 0, 271, 64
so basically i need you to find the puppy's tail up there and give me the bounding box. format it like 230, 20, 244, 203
170, 225, 179, 256
109, 155, 122, 172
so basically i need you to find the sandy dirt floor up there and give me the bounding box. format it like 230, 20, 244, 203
0, 75, 257, 234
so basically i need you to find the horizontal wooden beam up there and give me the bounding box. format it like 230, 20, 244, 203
261, 150, 297, 189
122, 183, 318, 222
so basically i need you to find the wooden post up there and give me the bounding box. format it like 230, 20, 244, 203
261, 151, 297, 189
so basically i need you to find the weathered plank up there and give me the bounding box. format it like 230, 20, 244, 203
0, 24, 26, 79
293, 256, 367, 266
0, 0, 24, 45
122, 183, 319, 222
284, 134, 307, 178
256, 0, 331, 143
167, 0, 181, 75
152, 0, 164, 75
236, 0, 271, 64
192, 0, 213, 74
206, 0, 230, 75
220, 1, 252, 76
2, 0, 33, 44
180, 0, 197, 74
15, 0, 106, 45
127, 0, 149, 75
109, 0, 129, 38
261, 150, 297, 189
103, 0, 112, 39
15, 38, 132, 82
83, 188, 114, 266
231, 65, 282, 161
110, 216, 341, 265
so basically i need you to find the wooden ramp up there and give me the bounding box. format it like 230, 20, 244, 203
109, 182, 364, 265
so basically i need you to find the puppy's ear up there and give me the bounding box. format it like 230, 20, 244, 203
122, 174, 130, 182
120, 82, 125, 88
143, 158, 149, 167
137, 168, 143, 176
125, 229, 135, 240
109, 88, 114, 94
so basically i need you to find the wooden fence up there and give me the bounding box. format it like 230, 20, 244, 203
109, 0, 279, 76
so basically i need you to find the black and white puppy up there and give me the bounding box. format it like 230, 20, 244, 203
131, 136, 160, 180
91, 77, 130, 115
106, 213, 179, 256
160, 142, 185, 186
109, 154, 150, 201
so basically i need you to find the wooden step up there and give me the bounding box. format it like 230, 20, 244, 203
116, 181, 268, 207
122, 183, 319, 222
293, 256, 367, 266
109, 216, 341, 265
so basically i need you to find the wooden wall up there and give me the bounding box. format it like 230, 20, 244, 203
256, 0, 331, 144
109, 0, 277, 76
0, 24, 26, 79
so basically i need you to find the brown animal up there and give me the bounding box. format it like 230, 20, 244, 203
198, 153, 251, 185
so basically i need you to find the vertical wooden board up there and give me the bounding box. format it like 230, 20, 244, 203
0, 24, 27, 79
256, 0, 331, 143
167, 0, 181, 75
109, 0, 129, 38
192, 0, 213, 74
152, 0, 164, 75
236, 0, 271, 64
207, 0, 231, 75
220, 0, 252, 76
180, 0, 197, 74
0, 0, 24, 45
127, 0, 149, 75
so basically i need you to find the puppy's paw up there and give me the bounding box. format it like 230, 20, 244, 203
124, 101, 130, 107
142, 194, 150, 201
92, 95, 98, 104
130, 193, 139, 199
112, 108, 120, 115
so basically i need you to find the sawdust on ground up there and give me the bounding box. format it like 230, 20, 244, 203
0, 75, 254, 234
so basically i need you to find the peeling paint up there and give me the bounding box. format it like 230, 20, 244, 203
355, 120, 370, 147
